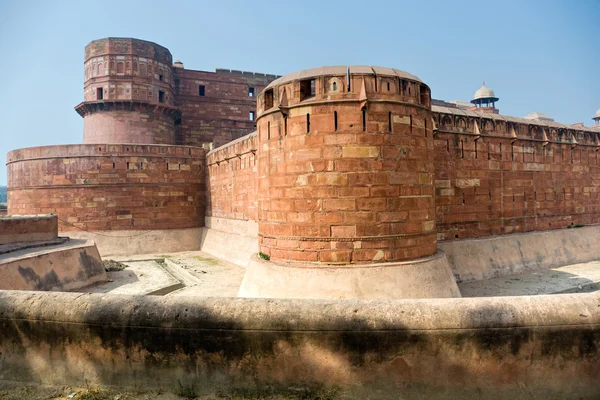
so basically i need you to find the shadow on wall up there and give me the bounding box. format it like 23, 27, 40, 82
0, 292, 598, 399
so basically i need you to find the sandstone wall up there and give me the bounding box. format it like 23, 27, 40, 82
7, 144, 205, 232
0, 291, 598, 399
255, 67, 436, 263
434, 109, 600, 241
206, 132, 258, 221
174, 69, 277, 148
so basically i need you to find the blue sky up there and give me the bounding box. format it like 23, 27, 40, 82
0, 0, 598, 185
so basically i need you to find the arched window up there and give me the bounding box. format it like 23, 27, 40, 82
139, 64, 147, 77
117, 62, 124, 73
93, 64, 98, 77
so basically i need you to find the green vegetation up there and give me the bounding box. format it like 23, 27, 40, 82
193, 256, 220, 266
222, 385, 340, 400
259, 252, 270, 261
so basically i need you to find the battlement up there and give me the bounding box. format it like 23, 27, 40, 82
257, 65, 431, 116
216, 68, 281, 81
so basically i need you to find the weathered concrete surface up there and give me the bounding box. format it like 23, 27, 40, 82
68, 228, 203, 257
0, 215, 58, 245
200, 217, 258, 266
91, 252, 245, 297
459, 260, 600, 297
239, 250, 461, 299
0, 291, 599, 399
440, 225, 600, 283
78, 260, 181, 296
0, 239, 106, 291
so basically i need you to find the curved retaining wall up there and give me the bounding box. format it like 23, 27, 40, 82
7, 144, 206, 233
0, 291, 598, 399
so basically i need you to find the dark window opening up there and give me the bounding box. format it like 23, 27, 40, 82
264, 89, 274, 109
300, 79, 316, 101
199, 85, 205, 96
362, 107, 366, 131
158, 91, 165, 103
96, 88, 103, 100
420, 85, 429, 106
332, 81, 337, 91
284, 115, 288, 136
334, 111, 338, 131
159, 75, 164, 81
306, 113, 310, 133
388, 111, 392, 132
387, 82, 390, 91
174, 79, 180, 95
249, 87, 255, 97
268, 121, 271, 140
249, 111, 255, 121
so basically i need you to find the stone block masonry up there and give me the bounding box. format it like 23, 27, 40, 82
7, 144, 206, 232
433, 107, 600, 240
0, 215, 58, 245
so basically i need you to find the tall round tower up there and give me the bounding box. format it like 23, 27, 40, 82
239, 66, 460, 299
75, 38, 180, 144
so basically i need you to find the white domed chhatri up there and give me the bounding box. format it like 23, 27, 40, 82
593, 108, 600, 123
471, 82, 499, 103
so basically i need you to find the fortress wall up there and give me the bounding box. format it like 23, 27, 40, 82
0, 290, 598, 398
202, 133, 259, 265
7, 144, 206, 233
434, 113, 600, 241
206, 132, 258, 221
173, 68, 276, 148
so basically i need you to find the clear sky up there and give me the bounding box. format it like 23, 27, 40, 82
0, 0, 598, 185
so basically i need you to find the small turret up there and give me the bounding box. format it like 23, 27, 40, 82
469, 82, 499, 114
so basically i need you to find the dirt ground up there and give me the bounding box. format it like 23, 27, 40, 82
0, 384, 340, 400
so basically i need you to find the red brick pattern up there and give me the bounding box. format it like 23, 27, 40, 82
82, 107, 176, 145
206, 133, 258, 221
434, 113, 600, 240
254, 70, 436, 263
174, 69, 277, 148
7, 145, 205, 232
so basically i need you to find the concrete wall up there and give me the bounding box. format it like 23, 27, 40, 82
0, 239, 106, 291
68, 227, 203, 257
441, 225, 600, 283
0, 215, 57, 245
200, 217, 258, 266
0, 291, 598, 399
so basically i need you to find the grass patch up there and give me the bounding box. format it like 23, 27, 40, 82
193, 256, 221, 266
222, 385, 339, 400
103, 259, 127, 272
77, 388, 134, 400
174, 381, 197, 398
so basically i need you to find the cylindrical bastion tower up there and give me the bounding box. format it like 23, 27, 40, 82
7, 38, 205, 256
239, 66, 460, 299
75, 38, 180, 144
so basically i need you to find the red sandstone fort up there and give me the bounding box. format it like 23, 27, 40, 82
6, 37, 600, 298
